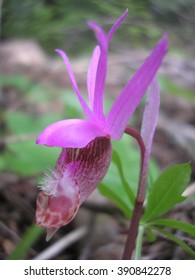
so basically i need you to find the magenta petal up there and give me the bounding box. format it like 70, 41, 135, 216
87, 21, 107, 121
106, 34, 169, 139
107, 9, 128, 42
55, 49, 93, 120
57, 137, 112, 204
87, 45, 100, 109
36, 119, 106, 148
87, 11, 128, 121
141, 78, 160, 158
87, 21, 107, 50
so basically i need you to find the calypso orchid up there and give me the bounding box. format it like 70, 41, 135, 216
35, 9, 169, 240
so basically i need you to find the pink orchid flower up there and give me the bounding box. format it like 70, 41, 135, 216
35, 9, 168, 240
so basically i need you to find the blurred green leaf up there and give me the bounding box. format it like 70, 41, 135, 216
59, 90, 83, 118
0, 75, 61, 106
0, 75, 85, 177
150, 219, 195, 237
145, 227, 157, 242
8, 223, 44, 260
5, 111, 61, 135
0, 156, 6, 169
159, 77, 195, 101
0, 75, 33, 93
147, 159, 160, 194
98, 183, 131, 218
1, 141, 59, 176
112, 150, 135, 205
143, 163, 191, 222
98, 135, 139, 218
98, 134, 159, 218
5, 112, 40, 135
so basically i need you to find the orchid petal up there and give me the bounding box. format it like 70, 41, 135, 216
106, 34, 169, 139
107, 9, 128, 42
87, 21, 107, 121
141, 78, 160, 159
139, 78, 160, 186
87, 21, 107, 49
57, 137, 112, 204
75, 137, 112, 204
87, 10, 128, 121
36, 119, 106, 148
36, 167, 80, 233
55, 49, 93, 119
36, 137, 112, 236
87, 45, 100, 109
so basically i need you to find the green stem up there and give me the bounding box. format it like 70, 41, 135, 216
134, 225, 144, 259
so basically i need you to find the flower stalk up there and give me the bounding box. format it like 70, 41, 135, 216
122, 78, 161, 259
122, 126, 147, 260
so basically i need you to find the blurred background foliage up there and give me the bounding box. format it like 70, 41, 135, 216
1, 0, 195, 55
1, 0, 195, 196
0, 0, 195, 196
0, 0, 195, 260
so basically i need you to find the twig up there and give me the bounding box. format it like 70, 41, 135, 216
33, 227, 87, 260
2, 189, 34, 221
0, 220, 20, 242
78, 214, 97, 260
0, 221, 37, 256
